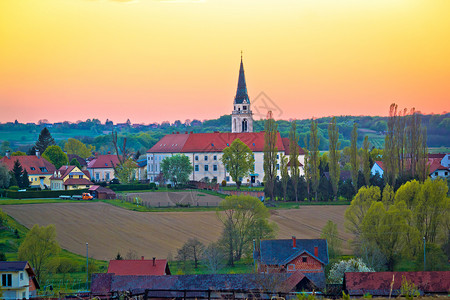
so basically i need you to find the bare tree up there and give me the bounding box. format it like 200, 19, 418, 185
202, 242, 225, 274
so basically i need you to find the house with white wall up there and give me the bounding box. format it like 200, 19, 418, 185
0, 261, 39, 300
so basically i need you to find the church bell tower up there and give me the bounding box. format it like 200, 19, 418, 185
231, 53, 253, 133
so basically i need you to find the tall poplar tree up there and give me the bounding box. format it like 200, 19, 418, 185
350, 123, 359, 192
362, 136, 371, 186
289, 121, 300, 202
263, 111, 278, 201
309, 119, 320, 201
35, 127, 56, 154
303, 136, 310, 200
328, 117, 340, 201
384, 104, 399, 187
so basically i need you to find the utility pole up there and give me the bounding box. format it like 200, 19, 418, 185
86, 242, 89, 290
423, 237, 426, 271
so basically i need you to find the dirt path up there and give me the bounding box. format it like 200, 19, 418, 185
3, 202, 351, 260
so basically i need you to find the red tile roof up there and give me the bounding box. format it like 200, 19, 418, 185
344, 271, 450, 296
427, 153, 446, 159
281, 137, 305, 155
374, 161, 384, 170
107, 259, 170, 276
63, 178, 94, 186
87, 155, 121, 169
148, 132, 286, 153
0, 155, 56, 175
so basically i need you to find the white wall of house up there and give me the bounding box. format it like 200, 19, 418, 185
441, 154, 450, 168
371, 163, 384, 177
430, 168, 450, 179
147, 151, 304, 186
0, 271, 31, 300
88, 168, 115, 182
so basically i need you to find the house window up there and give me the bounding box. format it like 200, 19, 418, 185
277, 164, 280, 170
195, 156, 199, 161
40, 167, 48, 172
106, 173, 110, 181
79, 175, 83, 179
302, 257, 307, 263
204, 165, 209, 171
287, 264, 296, 271
22, 292, 26, 299
204, 155, 208, 161
213, 165, 218, 171
72, 185, 77, 188
30, 167, 35, 170
276, 154, 279, 159
435, 172, 438, 176
213, 155, 217, 161
95, 173, 99, 180
85, 185, 89, 188
69, 175, 73, 179
445, 172, 448, 176
226, 176, 230, 181
195, 165, 199, 172
243, 105, 247, 110
2, 274, 12, 287
20, 272, 24, 280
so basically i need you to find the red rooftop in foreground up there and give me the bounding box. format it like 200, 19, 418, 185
107, 257, 170, 276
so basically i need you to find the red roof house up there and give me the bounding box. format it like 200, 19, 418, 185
49, 165, 93, 190
107, 257, 170, 276
87, 154, 121, 182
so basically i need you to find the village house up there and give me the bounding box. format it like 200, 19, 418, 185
147, 56, 304, 185
371, 153, 450, 180
87, 154, 121, 182
0, 150, 56, 189
254, 236, 329, 289
0, 261, 40, 300
49, 165, 93, 191
88, 185, 116, 199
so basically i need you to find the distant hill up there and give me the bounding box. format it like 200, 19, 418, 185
0, 113, 448, 154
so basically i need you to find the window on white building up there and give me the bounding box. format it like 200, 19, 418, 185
204, 165, 209, 171
2, 274, 12, 287
20, 272, 23, 281
195, 156, 199, 161
213, 155, 217, 160
204, 155, 208, 161
213, 165, 218, 171
195, 165, 199, 172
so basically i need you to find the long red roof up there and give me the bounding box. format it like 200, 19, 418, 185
0, 155, 56, 175
87, 155, 121, 169
148, 132, 296, 153
107, 259, 169, 276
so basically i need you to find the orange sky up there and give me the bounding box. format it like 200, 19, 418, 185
0, 0, 449, 124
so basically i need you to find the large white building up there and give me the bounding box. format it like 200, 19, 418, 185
147, 55, 304, 185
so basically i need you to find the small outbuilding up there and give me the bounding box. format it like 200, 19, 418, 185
89, 185, 116, 199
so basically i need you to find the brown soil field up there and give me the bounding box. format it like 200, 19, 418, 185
2, 202, 351, 261
123, 191, 222, 207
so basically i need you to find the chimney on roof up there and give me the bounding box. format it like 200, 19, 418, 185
5, 150, 10, 159
107, 151, 111, 155
314, 246, 318, 258
153, 257, 156, 266
292, 236, 296, 249
36, 149, 40, 159
176, 131, 179, 134
141, 256, 144, 260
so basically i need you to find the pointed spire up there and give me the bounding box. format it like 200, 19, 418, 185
234, 53, 249, 104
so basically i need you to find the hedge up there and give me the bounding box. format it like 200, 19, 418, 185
4, 189, 89, 199
108, 183, 157, 191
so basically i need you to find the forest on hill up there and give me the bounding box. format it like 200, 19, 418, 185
0, 113, 449, 155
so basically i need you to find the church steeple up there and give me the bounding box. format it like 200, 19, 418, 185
234, 53, 250, 104
231, 52, 253, 133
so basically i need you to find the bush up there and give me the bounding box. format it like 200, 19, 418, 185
167, 184, 172, 189
9, 186, 19, 191
56, 258, 80, 273
221, 180, 227, 187
108, 183, 157, 191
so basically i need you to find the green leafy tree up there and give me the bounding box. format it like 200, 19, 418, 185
114, 158, 137, 184
69, 158, 82, 169
18, 224, 60, 281
263, 111, 278, 200
308, 119, 320, 200
303, 137, 310, 200
320, 220, 342, 259
221, 138, 254, 189
42, 145, 68, 169
11, 151, 26, 156
344, 186, 381, 240
161, 154, 192, 187
328, 117, 341, 201
35, 127, 56, 153
280, 154, 289, 201
362, 136, 371, 186
350, 123, 359, 192
217, 195, 276, 266
64, 138, 92, 159
289, 121, 300, 202
0, 163, 11, 189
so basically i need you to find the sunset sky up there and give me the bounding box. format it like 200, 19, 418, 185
0, 0, 449, 124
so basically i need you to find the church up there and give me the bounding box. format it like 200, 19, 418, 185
146, 55, 304, 185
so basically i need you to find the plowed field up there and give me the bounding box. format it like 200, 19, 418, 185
2, 202, 351, 260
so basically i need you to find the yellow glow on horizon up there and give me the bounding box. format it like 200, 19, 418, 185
0, 0, 449, 123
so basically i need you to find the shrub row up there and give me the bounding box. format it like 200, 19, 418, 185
4, 189, 89, 199
108, 183, 157, 191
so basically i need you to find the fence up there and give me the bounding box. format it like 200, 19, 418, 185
116, 193, 220, 208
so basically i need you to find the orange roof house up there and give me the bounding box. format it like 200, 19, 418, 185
50, 165, 93, 191
107, 257, 170, 276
